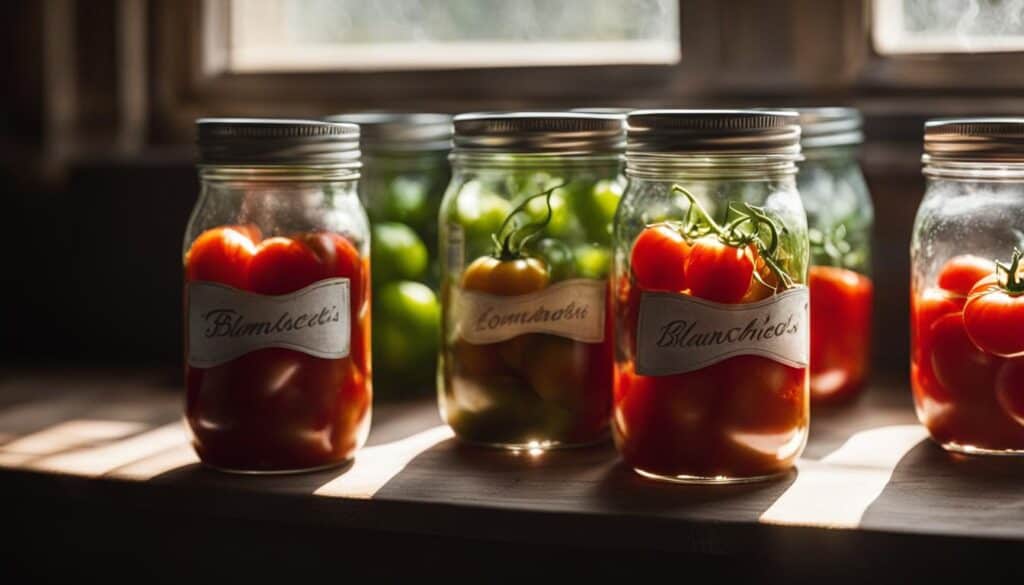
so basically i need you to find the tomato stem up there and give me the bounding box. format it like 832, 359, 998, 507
670, 184, 796, 292
996, 248, 1024, 294
492, 183, 566, 261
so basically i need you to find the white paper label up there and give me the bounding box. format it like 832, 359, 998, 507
635, 287, 809, 376
187, 278, 351, 368
455, 278, 607, 344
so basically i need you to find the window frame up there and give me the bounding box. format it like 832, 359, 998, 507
149, 0, 1024, 146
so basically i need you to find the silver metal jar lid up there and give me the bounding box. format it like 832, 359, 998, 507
797, 107, 863, 149
626, 110, 801, 156
924, 118, 1024, 163
570, 107, 635, 117
453, 112, 626, 155
324, 112, 452, 153
196, 118, 361, 167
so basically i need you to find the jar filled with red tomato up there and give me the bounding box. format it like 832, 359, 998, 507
613, 110, 810, 483
796, 108, 874, 404
184, 119, 372, 473
912, 118, 1024, 455
439, 113, 625, 449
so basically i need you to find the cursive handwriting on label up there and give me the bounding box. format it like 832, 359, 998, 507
187, 278, 350, 367
635, 287, 809, 376
456, 279, 606, 344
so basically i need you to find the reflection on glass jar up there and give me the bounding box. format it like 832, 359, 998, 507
439, 112, 626, 449
327, 113, 452, 399
612, 110, 810, 483
912, 118, 1024, 455
796, 108, 874, 404
183, 119, 372, 473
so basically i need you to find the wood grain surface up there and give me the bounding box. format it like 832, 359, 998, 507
2, 368, 1023, 582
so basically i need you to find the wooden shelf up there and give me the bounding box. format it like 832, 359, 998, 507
2, 368, 1023, 582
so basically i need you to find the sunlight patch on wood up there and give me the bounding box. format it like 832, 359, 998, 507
760, 425, 928, 528
315, 425, 454, 499
0, 420, 147, 467
27, 423, 189, 477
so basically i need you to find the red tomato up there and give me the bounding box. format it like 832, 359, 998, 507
723, 355, 807, 434
299, 232, 362, 280
808, 266, 873, 402
996, 358, 1024, 426
185, 226, 258, 289
964, 274, 1024, 357
911, 288, 963, 366
612, 362, 721, 477
937, 255, 995, 297
297, 232, 370, 371
684, 237, 754, 304
630, 224, 690, 292
248, 237, 324, 295
929, 313, 1002, 397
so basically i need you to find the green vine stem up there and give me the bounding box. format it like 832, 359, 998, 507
996, 248, 1024, 295
491, 182, 566, 261
670, 184, 796, 292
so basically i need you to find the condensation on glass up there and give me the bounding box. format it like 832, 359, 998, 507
911, 118, 1024, 455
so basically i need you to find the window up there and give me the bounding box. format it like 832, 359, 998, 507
874, 0, 1024, 54
226, 0, 681, 71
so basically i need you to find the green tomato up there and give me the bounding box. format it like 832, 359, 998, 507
573, 243, 611, 280
381, 175, 431, 231
373, 281, 441, 387
371, 222, 428, 284
455, 180, 512, 251
572, 179, 622, 246
530, 238, 575, 282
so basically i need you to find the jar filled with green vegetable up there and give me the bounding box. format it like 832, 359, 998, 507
439, 112, 626, 449
327, 113, 452, 398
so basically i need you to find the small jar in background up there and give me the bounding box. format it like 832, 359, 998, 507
912, 118, 1024, 455
439, 112, 626, 450
796, 108, 874, 404
612, 110, 810, 483
326, 113, 452, 398
184, 119, 372, 473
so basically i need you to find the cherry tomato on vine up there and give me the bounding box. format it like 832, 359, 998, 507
996, 358, 1024, 426
937, 254, 995, 296
742, 244, 781, 302
185, 226, 258, 289
685, 236, 755, 304
964, 273, 1024, 358
461, 255, 549, 295
630, 224, 690, 292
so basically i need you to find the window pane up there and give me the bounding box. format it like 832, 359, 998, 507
874, 0, 1024, 54
228, 0, 681, 71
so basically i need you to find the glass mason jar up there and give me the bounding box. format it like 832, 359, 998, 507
326, 113, 451, 398
439, 112, 626, 450
183, 119, 372, 473
612, 110, 810, 483
796, 108, 874, 404
912, 118, 1024, 455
